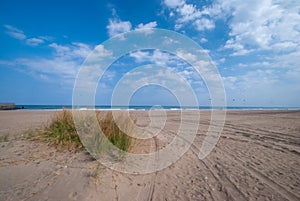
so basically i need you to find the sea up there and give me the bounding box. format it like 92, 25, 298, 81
16, 105, 300, 111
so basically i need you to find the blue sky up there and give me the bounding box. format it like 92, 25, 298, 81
0, 0, 299, 107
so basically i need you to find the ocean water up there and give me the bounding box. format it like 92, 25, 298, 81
16, 105, 300, 111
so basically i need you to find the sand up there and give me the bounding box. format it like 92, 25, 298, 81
0, 110, 299, 201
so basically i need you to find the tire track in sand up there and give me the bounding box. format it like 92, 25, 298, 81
156, 128, 247, 201
215, 144, 300, 201
146, 136, 158, 201
174, 125, 299, 201
187, 140, 248, 201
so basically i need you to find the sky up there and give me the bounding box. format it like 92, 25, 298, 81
0, 0, 299, 107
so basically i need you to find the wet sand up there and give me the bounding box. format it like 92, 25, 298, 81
0, 110, 299, 201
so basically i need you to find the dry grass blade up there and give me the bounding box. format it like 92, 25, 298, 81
97, 111, 132, 152
32, 110, 133, 153
39, 109, 83, 151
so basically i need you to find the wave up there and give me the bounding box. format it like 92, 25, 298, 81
16, 105, 300, 111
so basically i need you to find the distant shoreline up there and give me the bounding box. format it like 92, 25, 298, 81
0, 103, 23, 110
13, 105, 300, 111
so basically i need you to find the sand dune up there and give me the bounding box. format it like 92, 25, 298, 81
0, 110, 299, 201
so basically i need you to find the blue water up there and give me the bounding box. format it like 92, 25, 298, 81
16, 105, 300, 111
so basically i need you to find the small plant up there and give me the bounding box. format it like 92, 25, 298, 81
97, 112, 132, 152
0, 134, 9, 142
34, 110, 133, 153
36, 109, 83, 151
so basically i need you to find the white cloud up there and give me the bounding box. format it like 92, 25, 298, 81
221, 68, 299, 106
200, 37, 208, 43
26, 37, 45, 46
3, 24, 26, 40
163, 1, 215, 32
49, 43, 70, 55
129, 51, 151, 63
106, 19, 132, 37
271, 41, 298, 51
162, 36, 180, 45
129, 49, 180, 66
164, 0, 300, 56
49, 42, 91, 59
221, 52, 300, 106
0, 60, 14, 66
71, 42, 93, 58
194, 18, 215, 31
153, 49, 177, 66
223, 38, 256, 56
135, 21, 158, 35
174, 23, 183, 30
176, 3, 201, 23
128, 49, 216, 90
3, 24, 51, 46
16, 57, 79, 80
129, 49, 216, 86
87, 44, 113, 62
176, 49, 197, 62
1, 42, 94, 85
164, 0, 184, 8
106, 16, 158, 37
137, 21, 157, 29
197, 49, 210, 54
194, 60, 214, 73
203, 0, 300, 55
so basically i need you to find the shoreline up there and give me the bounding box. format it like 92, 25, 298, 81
5, 104, 300, 111
4, 108, 300, 111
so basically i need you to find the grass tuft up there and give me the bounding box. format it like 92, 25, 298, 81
37, 109, 83, 151
97, 111, 132, 152
0, 134, 9, 142
34, 110, 133, 153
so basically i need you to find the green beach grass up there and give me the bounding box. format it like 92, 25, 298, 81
34, 110, 132, 152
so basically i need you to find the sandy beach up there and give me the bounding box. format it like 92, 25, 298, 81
0, 110, 299, 201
